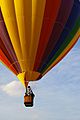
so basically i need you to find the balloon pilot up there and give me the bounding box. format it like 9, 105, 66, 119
24, 86, 35, 107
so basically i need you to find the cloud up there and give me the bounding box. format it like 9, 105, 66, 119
0, 81, 24, 97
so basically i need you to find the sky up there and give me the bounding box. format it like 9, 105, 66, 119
0, 38, 80, 120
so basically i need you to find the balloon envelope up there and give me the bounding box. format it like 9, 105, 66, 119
0, 0, 80, 86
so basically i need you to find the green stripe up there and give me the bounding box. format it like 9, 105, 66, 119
42, 17, 80, 74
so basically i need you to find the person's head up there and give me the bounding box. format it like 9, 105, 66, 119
27, 86, 30, 88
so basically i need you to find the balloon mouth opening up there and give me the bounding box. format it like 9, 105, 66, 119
24, 71, 42, 81
17, 71, 42, 87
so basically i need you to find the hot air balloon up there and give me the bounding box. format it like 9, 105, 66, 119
0, 0, 80, 107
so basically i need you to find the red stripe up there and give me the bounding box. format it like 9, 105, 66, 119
38, 0, 74, 70
34, 0, 61, 71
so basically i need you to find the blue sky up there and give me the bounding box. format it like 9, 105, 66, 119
0, 38, 80, 120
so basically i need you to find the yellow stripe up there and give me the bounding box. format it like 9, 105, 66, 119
43, 29, 80, 76
29, 0, 46, 70
14, 0, 32, 71
0, 0, 24, 71
17, 72, 26, 87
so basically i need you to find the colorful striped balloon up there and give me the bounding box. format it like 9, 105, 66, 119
0, 0, 80, 87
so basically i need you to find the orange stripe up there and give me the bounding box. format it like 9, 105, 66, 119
0, 49, 17, 75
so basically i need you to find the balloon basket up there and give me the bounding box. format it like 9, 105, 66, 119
24, 94, 35, 107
